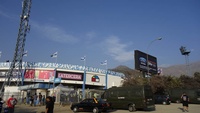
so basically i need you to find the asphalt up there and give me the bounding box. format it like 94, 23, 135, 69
13, 103, 71, 113
4, 103, 200, 113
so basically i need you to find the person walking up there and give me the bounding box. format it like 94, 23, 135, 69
6, 95, 17, 113
38, 93, 42, 106
181, 92, 189, 112
45, 96, 54, 113
33, 93, 37, 107
42, 95, 45, 106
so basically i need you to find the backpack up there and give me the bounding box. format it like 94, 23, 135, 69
10, 98, 17, 106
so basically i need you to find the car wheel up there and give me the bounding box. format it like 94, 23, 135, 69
93, 107, 100, 113
128, 104, 136, 112
73, 106, 78, 113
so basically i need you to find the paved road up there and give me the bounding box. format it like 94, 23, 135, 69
12, 103, 200, 113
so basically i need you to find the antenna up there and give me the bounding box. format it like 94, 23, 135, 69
0, 0, 32, 95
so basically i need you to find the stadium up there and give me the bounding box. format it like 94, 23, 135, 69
0, 62, 124, 103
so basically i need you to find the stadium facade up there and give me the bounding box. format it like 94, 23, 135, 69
0, 62, 124, 102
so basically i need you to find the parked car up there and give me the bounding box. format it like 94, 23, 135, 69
154, 95, 171, 105
70, 98, 111, 113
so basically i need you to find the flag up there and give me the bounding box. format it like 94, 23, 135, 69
23, 50, 28, 56
51, 52, 58, 58
100, 60, 107, 65
81, 56, 86, 61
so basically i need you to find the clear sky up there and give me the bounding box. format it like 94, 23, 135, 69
0, 0, 199, 69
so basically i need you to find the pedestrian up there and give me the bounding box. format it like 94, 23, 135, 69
0, 97, 4, 113
29, 96, 33, 106
33, 93, 37, 107
181, 92, 189, 112
38, 93, 42, 106
45, 96, 54, 113
6, 95, 17, 113
23, 97, 26, 105
42, 95, 45, 106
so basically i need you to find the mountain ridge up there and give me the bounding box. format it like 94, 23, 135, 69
111, 61, 200, 77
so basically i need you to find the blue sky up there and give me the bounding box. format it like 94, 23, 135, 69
0, 0, 199, 69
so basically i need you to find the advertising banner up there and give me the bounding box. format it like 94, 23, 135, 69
134, 50, 158, 74
36, 70, 54, 79
24, 69, 55, 80
24, 69, 35, 79
56, 71, 83, 81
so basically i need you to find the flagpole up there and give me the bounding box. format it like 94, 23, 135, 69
81, 56, 86, 100
53, 68, 56, 96
100, 60, 108, 89
0, 51, 2, 61
55, 56, 57, 64
55, 52, 58, 64
105, 62, 108, 89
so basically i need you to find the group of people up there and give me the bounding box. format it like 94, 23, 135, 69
0, 92, 190, 113
0, 95, 17, 113
25, 93, 45, 106
0, 93, 55, 113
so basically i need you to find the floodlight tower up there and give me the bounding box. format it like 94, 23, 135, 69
179, 46, 191, 76
0, 0, 32, 93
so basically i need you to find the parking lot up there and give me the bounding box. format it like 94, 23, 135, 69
13, 103, 200, 113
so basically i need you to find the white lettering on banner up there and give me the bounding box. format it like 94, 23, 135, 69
58, 73, 82, 80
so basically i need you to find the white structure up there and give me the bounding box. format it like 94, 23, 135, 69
0, 62, 124, 90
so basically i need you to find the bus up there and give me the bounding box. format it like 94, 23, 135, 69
101, 85, 155, 112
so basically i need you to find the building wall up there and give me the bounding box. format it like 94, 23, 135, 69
0, 62, 124, 89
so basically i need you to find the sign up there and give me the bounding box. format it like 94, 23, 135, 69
91, 75, 100, 82
56, 71, 83, 81
24, 69, 55, 80
134, 50, 158, 74
54, 78, 61, 83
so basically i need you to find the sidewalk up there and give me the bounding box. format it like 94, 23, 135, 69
14, 104, 71, 113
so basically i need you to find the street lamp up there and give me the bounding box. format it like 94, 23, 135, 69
146, 37, 162, 77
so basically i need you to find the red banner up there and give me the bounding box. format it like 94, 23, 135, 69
24, 69, 35, 79
24, 69, 54, 79
38, 70, 54, 79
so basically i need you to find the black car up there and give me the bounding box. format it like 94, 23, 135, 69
70, 98, 111, 113
154, 95, 171, 105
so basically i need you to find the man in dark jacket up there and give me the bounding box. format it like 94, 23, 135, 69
45, 96, 54, 113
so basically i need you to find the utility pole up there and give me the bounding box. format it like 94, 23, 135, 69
0, 0, 32, 94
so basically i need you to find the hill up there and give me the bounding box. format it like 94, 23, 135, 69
161, 61, 200, 76
111, 61, 200, 77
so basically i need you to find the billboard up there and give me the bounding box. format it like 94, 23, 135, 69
134, 50, 158, 74
24, 69, 55, 80
56, 71, 83, 81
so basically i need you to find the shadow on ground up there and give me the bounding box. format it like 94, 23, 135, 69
14, 105, 42, 113
178, 107, 184, 112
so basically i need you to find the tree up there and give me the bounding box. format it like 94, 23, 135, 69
150, 75, 165, 94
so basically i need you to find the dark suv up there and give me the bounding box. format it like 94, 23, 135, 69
154, 95, 171, 105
